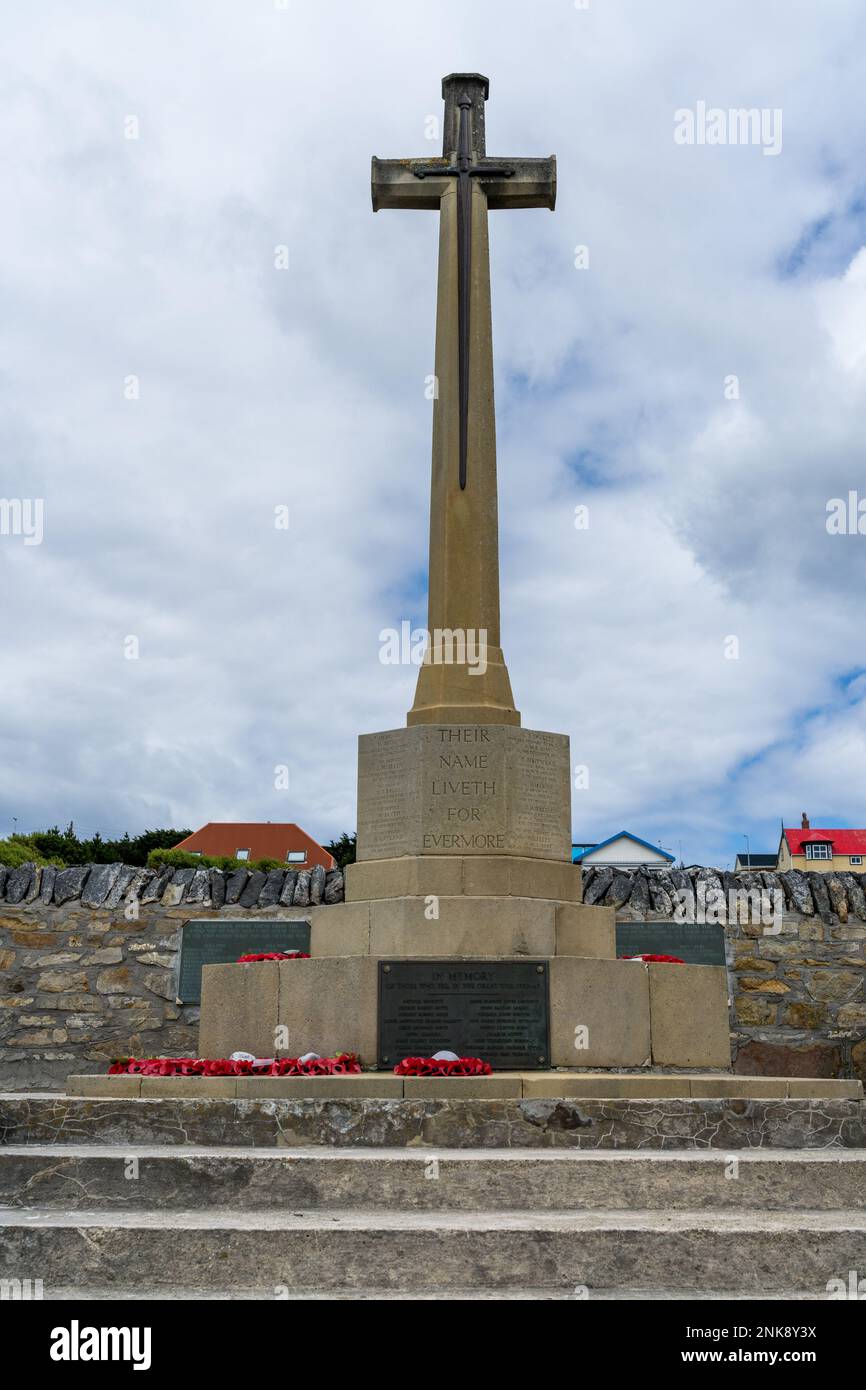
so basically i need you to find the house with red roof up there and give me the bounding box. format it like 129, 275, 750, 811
777, 814, 866, 874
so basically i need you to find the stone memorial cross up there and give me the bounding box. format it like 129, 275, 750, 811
372, 74, 556, 727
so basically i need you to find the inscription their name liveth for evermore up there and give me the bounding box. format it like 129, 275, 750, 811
356, 724, 571, 860
428, 727, 501, 848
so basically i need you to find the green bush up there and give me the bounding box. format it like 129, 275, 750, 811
0, 836, 65, 868
145, 848, 286, 874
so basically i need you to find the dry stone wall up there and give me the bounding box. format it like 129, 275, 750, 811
0, 862, 344, 1089
0, 859, 864, 1088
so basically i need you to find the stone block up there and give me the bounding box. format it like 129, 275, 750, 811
368, 896, 556, 958
345, 853, 583, 904
554, 903, 615, 958
310, 896, 613, 961
401, 1075, 522, 1099
139, 1077, 238, 1098
521, 1074, 685, 1099
689, 1076, 787, 1098
648, 963, 731, 1068
786, 1078, 862, 1100
234, 1074, 404, 1099
357, 724, 571, 861
548, 957, 651, 1067
309, 902, 371, 957
275, 957, 379, 1065
199, 961, 279, 1058
66, 1074, 142, 1097
734, 1039, 842, 1078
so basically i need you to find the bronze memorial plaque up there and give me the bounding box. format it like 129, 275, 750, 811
378, 959, 550, 1069
178, 919, 311, 1004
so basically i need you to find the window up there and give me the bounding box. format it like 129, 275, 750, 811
851, 855, 862, 866
236, 848, 250, 861
805, 843, 832, 860
189, 851, 202, 857
286, 851, 306, 863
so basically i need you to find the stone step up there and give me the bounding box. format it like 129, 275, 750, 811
3, 1092, 864, 1149
2, 1146, 866, 1212
63, 1072, 866, 1102
1, 1206, 864, 1294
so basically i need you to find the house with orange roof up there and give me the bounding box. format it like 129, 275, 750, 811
173, 823, 335, 870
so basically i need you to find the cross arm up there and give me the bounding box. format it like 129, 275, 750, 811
371, 157, 451, 211
481, 156, 556, 211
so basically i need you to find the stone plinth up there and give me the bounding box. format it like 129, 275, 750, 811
308, 897, 614, 960
199, 954, 732, 1071
357, 724, 571, 861
345, 854, 582, 903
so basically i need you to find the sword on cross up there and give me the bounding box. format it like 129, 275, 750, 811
372, 74, 556, 491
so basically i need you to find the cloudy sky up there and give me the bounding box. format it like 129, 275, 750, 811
3, 0, 866, 868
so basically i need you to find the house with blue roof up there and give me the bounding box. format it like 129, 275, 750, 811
572, 832, 676, 871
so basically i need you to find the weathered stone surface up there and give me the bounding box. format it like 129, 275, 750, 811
735, 1040, 842, 1078
143, 970, 176, 1001
135, 952, 174, 968
95, 968, 131, 995
2, 1093, 863, 1151
0, 949, 16, 971
224, 870, 248, 905
293, 870, 312, 907
103, 866, 139, 910
22, 867, 42, 904
25, 952, 82, 967
582, 867, 612, 905
324, 870, 343, 904
37, 972, 88, 993
140, 867, 173, 905
161, 868, 195, 907
604, 872, 633, 910
310, 864, 326, 906
5, 865, 35, 905
853, 1039, 866, 1083
80, 948, 124, 967
80, 863, 122, 908
258, 870, 286, 908
783, 1002, 828, 1029
826, 875, 849, 923
648, 875, 673, 915
278, 871, 298, 906
184, 868, 211, 905
38, 867, 57, 904
51, 866, 88, 905
806, 970, 862, 1004
209, 869, 226, 909
239, 871, 267, 909
808, 872, 833, 921
781, 870, 814, 915
842, 873, 866, 920
735, 997, 777, 1025
740, 976, 789, 994
627, 871, 650, 916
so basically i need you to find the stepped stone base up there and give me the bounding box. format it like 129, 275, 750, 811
64, 1073, 864, 1102
5, 1092, 865, 1148
345, 853, 583, 903
311, 896, 613, 959
1, 1203, 865, 1297
197, 956, 731, 1069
